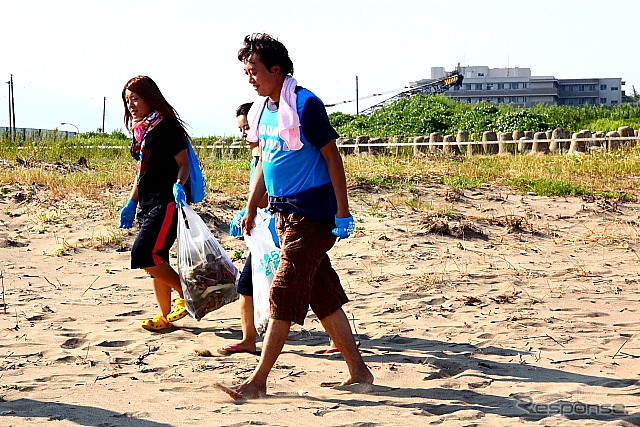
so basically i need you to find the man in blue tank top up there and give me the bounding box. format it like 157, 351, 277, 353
217, 33, 373, 400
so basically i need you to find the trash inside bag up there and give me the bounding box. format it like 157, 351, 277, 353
177, 204, 239, 320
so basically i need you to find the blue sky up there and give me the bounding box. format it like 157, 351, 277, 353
2, 0, 638, 137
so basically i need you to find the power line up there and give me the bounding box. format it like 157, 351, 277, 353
325, 85, 409, 107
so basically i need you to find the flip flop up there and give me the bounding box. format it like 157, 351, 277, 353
217, 344, 261, 356
314, 347, 341, 355
314, 341, 360, 355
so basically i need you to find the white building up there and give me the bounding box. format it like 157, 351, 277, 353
415, 66, 624, 107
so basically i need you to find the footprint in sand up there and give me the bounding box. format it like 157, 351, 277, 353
107, 310, 146, 322
114, 310, 145, 317
55, 355, 77, 363
60, 337, 85, 349
476, 333, 496, 339
613, 321, 640, 327
96, 340, 133, 348
398, 293, 425, 301
422, 358, 467, 379
330, 383, 392, 394
59, 332, 87, 349
581, 311, 610, 318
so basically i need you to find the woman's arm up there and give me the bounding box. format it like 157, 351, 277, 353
128, 181, 139, 203
174, 148, 190, 185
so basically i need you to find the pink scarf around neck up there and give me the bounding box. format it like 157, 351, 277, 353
132, 110, 164, 144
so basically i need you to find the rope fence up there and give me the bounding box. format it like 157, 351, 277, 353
4, 126, 639, 157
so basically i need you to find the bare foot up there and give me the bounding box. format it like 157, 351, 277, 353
333, 382, 375, 393
216, 382, 266, 400
217, 343, 260, 356
340, 371, 374, 386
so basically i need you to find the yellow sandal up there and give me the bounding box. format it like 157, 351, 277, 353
141, 314, 171, 331
166, 298, 188, 323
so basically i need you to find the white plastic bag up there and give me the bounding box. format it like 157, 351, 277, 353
177, 204, 239, 320
244, 209, 280, 334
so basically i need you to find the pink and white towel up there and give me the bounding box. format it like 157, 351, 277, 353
246, 75, 303, 151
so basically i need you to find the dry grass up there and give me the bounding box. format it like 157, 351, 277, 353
1, 147, 640, 206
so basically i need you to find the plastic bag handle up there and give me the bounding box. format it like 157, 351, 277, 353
180, 206, 190, 230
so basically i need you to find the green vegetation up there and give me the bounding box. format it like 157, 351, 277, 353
443, 176, 484, 189
505, 177, 586, 196
504, 177, 633, 200
329, 95, 640, 138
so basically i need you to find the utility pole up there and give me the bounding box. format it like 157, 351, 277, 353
356, 75, 359, 115
5, 80, 11, 139
102, 96, 106, 133
10, 74, 15, 137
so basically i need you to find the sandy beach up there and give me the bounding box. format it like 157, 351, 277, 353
0, 173, 639, 426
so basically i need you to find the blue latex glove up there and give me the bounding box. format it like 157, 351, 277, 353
332, 215, 355, 240
119, 199, 137, 229
229, 208, 246, 238
173, 183, 186, 207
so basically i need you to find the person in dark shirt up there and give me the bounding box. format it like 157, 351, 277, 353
222, 102, 263, 356
119, 75, 191, 331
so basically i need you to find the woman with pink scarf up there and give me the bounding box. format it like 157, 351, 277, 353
119, 75, 191, 331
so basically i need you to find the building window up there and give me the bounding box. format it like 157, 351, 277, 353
600, 84, 607, 90
475, 84, 483, 90
600, 98, 607, 104
565, 85, 573, 92
497, 83, 505, 90
612, 100, 618, 105
454, 85, 460, 91
588, 84, 596, 91
486, 83, 493, 90
464, 84, 471, 90
578, 85, 585, 91
498, 97, 504, 104
522, 83, 528, 89
611, 86, 619, 91
522, 96, 527, 102
466, 98, 472, 103
510, 82, 519, 89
